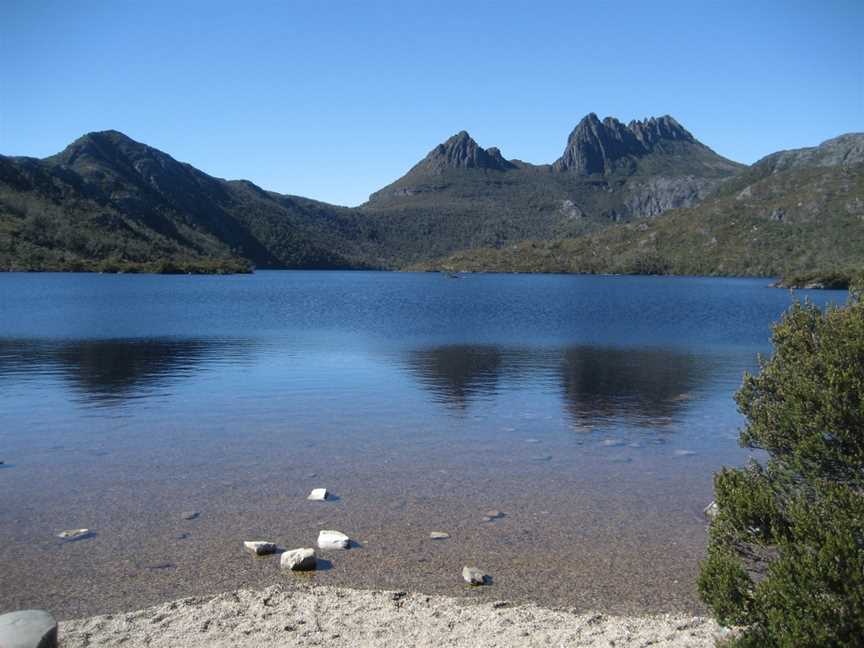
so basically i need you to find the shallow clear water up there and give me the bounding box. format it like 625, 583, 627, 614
0, 271, 846, 618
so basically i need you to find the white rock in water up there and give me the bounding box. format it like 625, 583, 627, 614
704, 501, 720, 520
57, 529, 90, 539
281, 547, 316, 571
462, 566, 487, 585
429, 531, 450, 540
0, 609, 58, 648
317, 530, 350, 550
244, 541, 278, 555
307, 488, 328, 501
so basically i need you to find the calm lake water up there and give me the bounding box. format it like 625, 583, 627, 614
0, 271, 847, 619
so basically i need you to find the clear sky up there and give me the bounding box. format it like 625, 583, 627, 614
1, 0, 862, 206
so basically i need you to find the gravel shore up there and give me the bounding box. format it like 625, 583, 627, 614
60, 584, 722, 647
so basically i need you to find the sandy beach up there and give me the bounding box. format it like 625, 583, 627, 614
59, 583, 723, 647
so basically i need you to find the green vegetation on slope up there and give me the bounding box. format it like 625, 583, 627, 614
361, 116, 743, 265
697, 282, 864, 646
772, 268, 863, 290
0, 132, 379, 273
411, 162, 864, 279
1, 124, 862, 276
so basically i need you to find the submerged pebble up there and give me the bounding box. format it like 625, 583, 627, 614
462, 566, 488, 585
244, 541, 278, 556
58, 528, 90, 540
281, 547, 316, 571
317, 530, 350, 550
307, 488, 328, 501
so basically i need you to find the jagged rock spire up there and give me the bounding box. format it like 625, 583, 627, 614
554, 114, 696, 174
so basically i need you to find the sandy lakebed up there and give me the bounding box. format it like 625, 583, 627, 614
59, 583, 725, 647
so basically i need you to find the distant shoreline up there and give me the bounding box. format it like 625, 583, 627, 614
2, 265, 854, 290
0, 258, 253, 275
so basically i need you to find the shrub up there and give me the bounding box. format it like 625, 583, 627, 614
697, 279, 864, 647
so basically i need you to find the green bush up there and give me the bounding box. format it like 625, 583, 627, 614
698, 279, 864, 647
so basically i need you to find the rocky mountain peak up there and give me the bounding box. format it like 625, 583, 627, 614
627, 115, 694, 147
414, 131, 514, 172
553, 113, 708, 175
553, 113, 644, 174
44, 130, 228, 211
48, 130, 183, 182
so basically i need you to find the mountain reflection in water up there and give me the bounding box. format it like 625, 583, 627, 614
400, 344, 712, 425
0, 338, 256, 406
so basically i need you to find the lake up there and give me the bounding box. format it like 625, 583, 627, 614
0, 271, 847, 619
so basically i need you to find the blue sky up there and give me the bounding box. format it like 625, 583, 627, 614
1, 1, 862, 206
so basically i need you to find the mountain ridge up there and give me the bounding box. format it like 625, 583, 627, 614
412, 132, 864, 278
1, 117, 861, 276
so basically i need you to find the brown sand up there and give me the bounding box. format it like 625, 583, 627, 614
59, 583, 724, 647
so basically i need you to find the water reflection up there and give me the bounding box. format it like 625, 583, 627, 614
0, 338, 255, 406
559, 346, 710, 426
2, 336, 719, 424
402, 345, 502, 409
401, 344, 714, 423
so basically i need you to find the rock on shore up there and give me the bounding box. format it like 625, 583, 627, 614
0, 609, 58, 648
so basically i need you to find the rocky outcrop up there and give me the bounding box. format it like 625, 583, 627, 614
628, 115, 695, 148
754, 133, 864, 174
622, 176, 718, 218
411, 131, 515, 173
553, 114, 644, 174
553, 114, 698, 175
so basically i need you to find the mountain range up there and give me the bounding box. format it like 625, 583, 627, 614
1, 114, 862, 278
